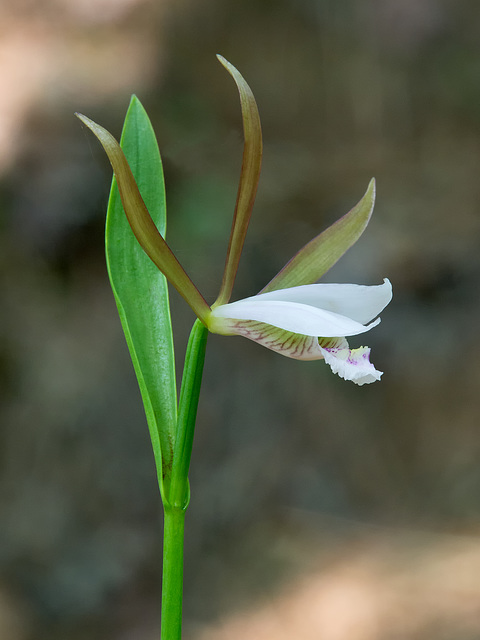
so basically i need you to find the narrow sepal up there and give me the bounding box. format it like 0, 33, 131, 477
261, 178, 376, 293
215, 55, 263, 305
76, 112, 211, 324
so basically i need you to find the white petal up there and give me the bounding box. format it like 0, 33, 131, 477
210, 299, 380, 338
251, 279, 392, 324
318, 337, 383, 385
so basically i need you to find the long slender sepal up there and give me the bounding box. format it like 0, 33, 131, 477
261, 178, 376, 292
76, 112, 211, 324
215, 55, 263, 306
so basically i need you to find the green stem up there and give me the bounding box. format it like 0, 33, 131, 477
160, 319, 208, 640
169, 319, 208, 509
161, 505, 186, 640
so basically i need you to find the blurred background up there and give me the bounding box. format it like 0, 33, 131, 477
2, 0, 480, 638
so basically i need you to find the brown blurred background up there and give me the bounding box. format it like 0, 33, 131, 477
2, 1, 480, 638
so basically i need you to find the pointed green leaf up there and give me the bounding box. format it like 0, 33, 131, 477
261, 178, 376, 293
104, 96, 177, 496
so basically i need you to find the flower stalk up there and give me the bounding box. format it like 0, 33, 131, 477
160, 319, 208, 640
161, 505, 185, 640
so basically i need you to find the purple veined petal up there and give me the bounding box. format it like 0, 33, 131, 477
214, 320, 325, 360
209, 298, 380, 338
251, 279, 392, 324
207, 322, 384, 386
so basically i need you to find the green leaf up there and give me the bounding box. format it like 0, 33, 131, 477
105, 96, 177, 498
261, 178, 376, 292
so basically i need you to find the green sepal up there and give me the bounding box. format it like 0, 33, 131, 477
105, 96, 177, 501
215, 55, 263, 306
76, 112, 211, 324
261, 178, 376, 292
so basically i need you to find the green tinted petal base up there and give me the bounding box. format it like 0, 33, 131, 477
210, 318, 323, 360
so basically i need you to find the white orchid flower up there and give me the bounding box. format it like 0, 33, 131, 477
78, 56, 392, 385
209, 279, 392, 385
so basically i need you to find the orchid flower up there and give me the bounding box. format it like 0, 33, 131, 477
209, 279, 391, 384
77, 55, 391, 385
